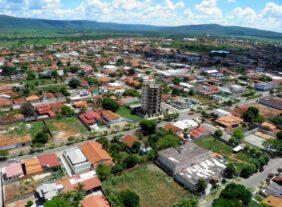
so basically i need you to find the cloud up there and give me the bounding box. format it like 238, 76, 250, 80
0, 0, 281, 32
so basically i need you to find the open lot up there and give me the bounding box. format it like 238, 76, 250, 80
103, 164, 189, 207
46, 116, 89, 141
117, 106, 143, 121
194, 136, 255, 172
0, 121, 45, 139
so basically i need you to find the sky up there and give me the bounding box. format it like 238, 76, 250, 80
0, 0, 282, 32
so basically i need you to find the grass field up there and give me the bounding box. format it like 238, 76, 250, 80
46, 116, 89, 141
103, 165, 189, 207
117, 106, 143, 121
194, 136, 254, 171
2, 122, 45, 139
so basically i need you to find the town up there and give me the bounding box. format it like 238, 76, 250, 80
0, 37, 281, 207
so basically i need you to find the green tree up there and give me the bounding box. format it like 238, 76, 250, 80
173, 197, 198, 207
0, 150, 9, 159
195, 179, 207, 194
214, 129, 223, 139
44, 196, 74, 207
224, 163, 236, 179
173, 77, 181, 85
212, 183, 252, 207
124, 155, 139, 169
123, 89, 140, 97
277, 131, 282, 140
96, 164, 111, 181
61, 105, 74, 116
119, 190, 140, 207
69, 78, 80, 89
242, 106, 263, 124
25, 200, 33, 207
240, 164, 255, 178
102, 98, 119, 112
21, 102, 35, 117
233, 127, 244, 140
131, 141, 141, 154
33, 131, 49, 145
139, 120, 157, 135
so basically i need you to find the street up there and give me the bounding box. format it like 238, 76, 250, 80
241, 157, 282, 190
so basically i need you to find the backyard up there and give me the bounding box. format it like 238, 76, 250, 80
103, 164, 189, 207
194, 136, 255, 171
117, 106, 143, 121
45, 116, 89, 141
0, 121, 45, 139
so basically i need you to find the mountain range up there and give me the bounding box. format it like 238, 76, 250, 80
0, 15, 282, 39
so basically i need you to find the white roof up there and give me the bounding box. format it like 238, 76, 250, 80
213, 109, 231, 116
207, 69, 218, 74
173, 119, 198, 130
180, 82, 193, 88
103, 65, 117, 70
233, 145, 243, 152
66, 148, 87, 165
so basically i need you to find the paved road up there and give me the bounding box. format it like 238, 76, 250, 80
241, 157, 282, 190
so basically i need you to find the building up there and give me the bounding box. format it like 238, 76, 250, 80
36, 183, 64, 201
82, 195, 110, 207
262, 182, 282, 198
38, 153, 60, 170
63, 148, 91, 175
157, 142, 226, 190
255, 83, 274, 91
24, 158, 43, 176
259, 98, 282, 110
121, 135, 140, 148
262, 196, 282, 207
141, 79, 161, 117
157, 142, 211, 175
0, 135, 32, 150
215, 115, 243, 128
79, 110, 101, 126
58, 171, 101, 193
80, 141, 113, 168
3, 163, 24, 181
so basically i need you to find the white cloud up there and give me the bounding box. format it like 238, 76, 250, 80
195, 0, 222, 17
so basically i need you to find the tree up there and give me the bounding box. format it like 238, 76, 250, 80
188, 89, 195, 96
25, 200, 33, 207
139, 120, 157, 135
44, 196, 74, 207
173, 197, 198, 207
116, 58, 125, 66
123, 89, 140, 97
277, 131, 282, 140
27, 71, 36, 80
21, 102, 35, 117
102, 98, 119, 112
212, 183, 252, 207
224, 163, 236, 179
119, 190, 140, 207
242, 106, 263, 124
1, 66, 16, 76
240, 164, 255, 178
124, 155, 138, 169
131, 141, 141, 154
214, 129, 223, 139
33, 131, 49, 145
61, 105, 74, 116
173, 77, 181, 85
195, 179, 207, 194
0, 150, 9, 158
96, 164, 111, 181
69, 78, 80, 89
233, 127, 244, 140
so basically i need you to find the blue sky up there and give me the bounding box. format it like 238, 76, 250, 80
0, 0, 282, 32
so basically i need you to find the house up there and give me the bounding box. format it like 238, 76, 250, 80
38, 153, 60, 170
98, 109, 122, 125
63, 147, 91, 175
163, 123, 182, 135
36, 104, 56, 118
80, 141, 113, 168
259, 98, 282, 110
58, 171, 101, 193
255, 83, 274, 91
36, 183, 64, 201
24, 158, 44, 176
189, 127, 209, 139
215, 115, 243, 128
0, 135, 32, 150
172, 119, 198, 131
79, 110, 101, 126
262, 182, 282, 198
26, 95, 40, 102
3, 163, 24, 181
73, 101, 88, 108
121, 135, 140, 148
82, 195, 110, 207
0, 97, 12, 111
262, 196, 282, 207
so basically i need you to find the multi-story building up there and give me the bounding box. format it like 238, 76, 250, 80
141, 80, 161, 117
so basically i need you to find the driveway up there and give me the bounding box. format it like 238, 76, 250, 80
241, 157, 282, 190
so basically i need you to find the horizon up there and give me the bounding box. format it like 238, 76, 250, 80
0, 0, 281, 33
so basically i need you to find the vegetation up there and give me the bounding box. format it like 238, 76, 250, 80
212, 183, 252, 207
102, 98, 119, 112
96, 164, 112, 181
68, 78, 80, 89
242, 106, 264, 124
21, 103, 36, 117
139, 120, 157, 135
172, 197, 198, 207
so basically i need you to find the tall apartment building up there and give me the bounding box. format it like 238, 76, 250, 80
141, 80, 161, 117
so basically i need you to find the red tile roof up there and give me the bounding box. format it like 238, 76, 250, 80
38, 153, 60, 168
79, 110, 101, 125
82, 195, 110, 207
122, 135, 139, 148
